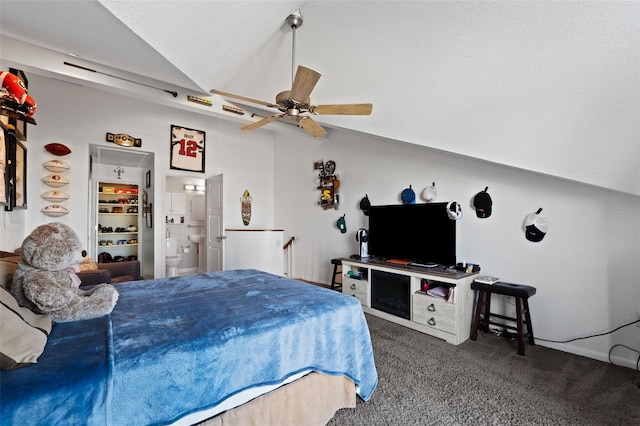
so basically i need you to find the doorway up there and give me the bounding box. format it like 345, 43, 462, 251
88, 144, 154, 278
162, 173, 223, 277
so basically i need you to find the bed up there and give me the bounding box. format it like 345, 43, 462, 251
1, 269, 378, 425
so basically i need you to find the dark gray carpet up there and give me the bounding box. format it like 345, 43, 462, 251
328, 314, 640, 425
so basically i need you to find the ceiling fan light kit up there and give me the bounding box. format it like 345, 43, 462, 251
210, 10, 372, 138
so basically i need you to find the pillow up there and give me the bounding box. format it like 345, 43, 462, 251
0, 287, 52, 370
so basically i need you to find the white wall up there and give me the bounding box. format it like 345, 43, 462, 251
0, 73, 275, 278
273, 132, 640, 368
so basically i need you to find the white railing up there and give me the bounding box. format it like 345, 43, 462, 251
283, 236, 295, 278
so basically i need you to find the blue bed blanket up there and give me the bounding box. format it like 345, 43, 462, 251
1, 269, 378, 425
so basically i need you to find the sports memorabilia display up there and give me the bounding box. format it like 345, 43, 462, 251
42, 174, 69, 187
0, 71, 27, 104
43, 159, 70, 173
44, 143, 71, 156
170, 125, 205, 173
41, 190, 70, 202
315, 160, 339, 210
106, 132, 142, 147
1, 68, 34, 211
41, 204, 69, 217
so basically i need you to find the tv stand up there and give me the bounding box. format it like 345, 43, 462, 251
341, 258, 478, 345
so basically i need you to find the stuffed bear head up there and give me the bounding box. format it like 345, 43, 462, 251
20, 222, 85, 272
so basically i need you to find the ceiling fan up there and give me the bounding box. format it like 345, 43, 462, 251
210, 10, 372, 138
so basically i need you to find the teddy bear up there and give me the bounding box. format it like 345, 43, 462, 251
11, 222, 118, 322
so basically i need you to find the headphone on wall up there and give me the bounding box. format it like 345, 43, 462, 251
446, 201, 463, 220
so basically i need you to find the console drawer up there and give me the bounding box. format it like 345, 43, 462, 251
412, 294, 455, 333
343, 276, 367, 305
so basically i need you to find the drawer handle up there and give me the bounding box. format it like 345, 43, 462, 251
350, 284, 357, 290
427, 303, 436, 312
428, 318, 436, 326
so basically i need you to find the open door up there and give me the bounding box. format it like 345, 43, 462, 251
205, 174, 224, 272
87, 178, 98, 258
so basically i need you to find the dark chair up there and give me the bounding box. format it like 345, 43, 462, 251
330, 258, 342, 290
470, 281, 536, 356
78, 260, 142, 287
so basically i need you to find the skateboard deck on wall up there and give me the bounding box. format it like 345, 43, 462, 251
241, 189, 252, 226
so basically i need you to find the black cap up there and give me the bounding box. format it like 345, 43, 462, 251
359, 194, 371, 216
473, 187, 492, 218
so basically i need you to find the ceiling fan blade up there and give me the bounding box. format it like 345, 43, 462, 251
310, 103, 373, 115
289, 66, 321, 103
210, 89, 278, 108
241, 114, 283, 132
298, 116, 327, 138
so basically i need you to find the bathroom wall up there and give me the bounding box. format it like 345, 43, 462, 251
166, 176, 205, 274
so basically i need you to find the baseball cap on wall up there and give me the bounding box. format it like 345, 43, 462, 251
473, 187, 492, 218
422, 182, 437, 202
336, 214, 347, 234
359, 194, 371, 216
524, 208, 548, 242
401, 185, 416, 204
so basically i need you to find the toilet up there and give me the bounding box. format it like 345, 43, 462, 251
165, 237, 183, 277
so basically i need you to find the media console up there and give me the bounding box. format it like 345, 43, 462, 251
341, 258, 478, 345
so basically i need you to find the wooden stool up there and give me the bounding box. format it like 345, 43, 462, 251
330, 258, 342, 290
470, 281, 536, 356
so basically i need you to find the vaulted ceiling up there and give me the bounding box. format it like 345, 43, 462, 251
1, 1, 638, 195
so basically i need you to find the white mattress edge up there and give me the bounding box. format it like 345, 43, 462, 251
171, 369, 313, 425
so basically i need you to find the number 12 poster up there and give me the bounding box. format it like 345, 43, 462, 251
170, 125, 205, 173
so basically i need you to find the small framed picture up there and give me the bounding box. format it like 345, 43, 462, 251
14, 119, 26, 141
0, 127, 7, 205
14, 140, 26, 208
170, 125, 205, 173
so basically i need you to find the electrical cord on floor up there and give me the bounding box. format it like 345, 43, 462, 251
528, 318, 640, 371
476, 312, 640, 383
535, 318, 640, 344
499, 316, 640, 382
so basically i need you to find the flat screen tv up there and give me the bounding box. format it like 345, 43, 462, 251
367, 203, 456, 267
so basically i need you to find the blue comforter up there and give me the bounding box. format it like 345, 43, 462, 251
1, 269, 377, 425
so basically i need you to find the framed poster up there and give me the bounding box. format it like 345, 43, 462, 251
3, 129, 17, 211
170, 125, 205, 173
14, 140, 26, 208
